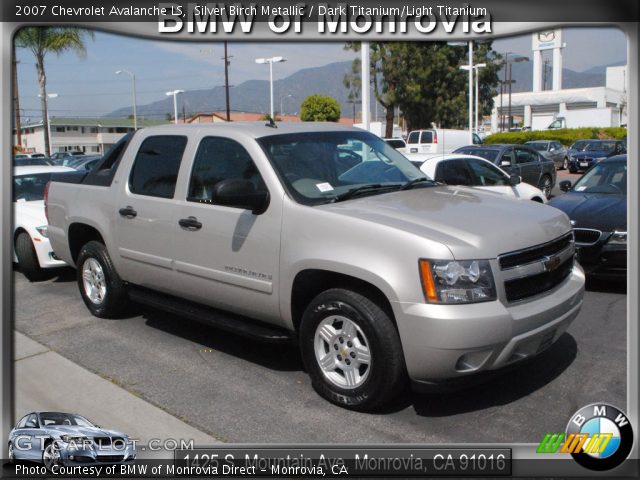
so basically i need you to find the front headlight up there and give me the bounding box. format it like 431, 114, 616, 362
35, 225, 48, 238
608, 231, 627, 245
419, 259, 496, 304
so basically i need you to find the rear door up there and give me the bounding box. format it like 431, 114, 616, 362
114, 134, 187, 291
171, 135, 282, 322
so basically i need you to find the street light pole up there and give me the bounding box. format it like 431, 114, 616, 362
255, 56, 286, 121
115, 70, 137, 130
467, 40, 473, 144
165, 89, 184, 124
474, 63, 486, 133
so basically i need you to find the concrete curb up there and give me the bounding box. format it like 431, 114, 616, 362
14, 331, 220, 459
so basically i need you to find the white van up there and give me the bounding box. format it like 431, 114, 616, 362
405, 129, 482, 155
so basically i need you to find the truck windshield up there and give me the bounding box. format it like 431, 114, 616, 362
258, 131, 427, 205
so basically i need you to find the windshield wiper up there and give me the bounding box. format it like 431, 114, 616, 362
332, 184, 402, 202
400, 177, 438, 190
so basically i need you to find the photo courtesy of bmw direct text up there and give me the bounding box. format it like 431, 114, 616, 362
0, 0, 637, 478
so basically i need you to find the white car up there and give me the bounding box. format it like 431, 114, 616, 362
417, 154, 547, 203
13, 166, 75, 280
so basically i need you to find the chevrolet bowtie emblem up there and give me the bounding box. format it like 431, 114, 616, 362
543, 255, 561, 272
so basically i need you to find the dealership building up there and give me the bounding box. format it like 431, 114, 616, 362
490, 30, 628, 132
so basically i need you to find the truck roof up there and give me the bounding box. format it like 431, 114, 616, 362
145, 121, 361, 139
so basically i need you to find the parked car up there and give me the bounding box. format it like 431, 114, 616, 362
47, 123, 584, 411
14, 157, 51, 167
567, 139, 626, 174
68, 155, 103, 171
453, 144, 557, 199
549, 155, 627, 279
8, 411, 135, 470
525, 140, 569, 170
417, 154, 547, 202
566, 139, 590, 162
405, 128, 482, 156
13, 165, 75, 280
384, 138, 406, 150
50, 151, 86, 166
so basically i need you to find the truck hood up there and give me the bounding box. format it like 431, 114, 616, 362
320, 186, 571, 259
548, 192, 626, 232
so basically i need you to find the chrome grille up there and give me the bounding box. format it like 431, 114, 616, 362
498, 233, 575, 302
498, 232, 573, 270
573, 228, 602, 246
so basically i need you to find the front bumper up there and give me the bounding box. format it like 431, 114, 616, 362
578, 242, 626, 278
33, 236, 67, 269
58, 444, 136, 465
392, 264, 585, 383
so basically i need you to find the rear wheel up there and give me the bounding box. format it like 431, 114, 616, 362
15, 232, 44, 281
76, 241, 129, 318
8, 442, 15, 464
299, 288, 406, 411
562, 157, 568, 170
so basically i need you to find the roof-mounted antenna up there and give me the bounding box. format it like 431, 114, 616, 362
265, 117, 277, 128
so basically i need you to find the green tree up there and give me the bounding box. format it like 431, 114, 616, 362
345, 42, 406, 138
300, 94, 341, 122
346, 41, 501, 134
395, 42, 501, 131
15, 27, 94, 155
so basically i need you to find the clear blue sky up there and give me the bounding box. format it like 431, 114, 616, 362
15, 27, 627, 121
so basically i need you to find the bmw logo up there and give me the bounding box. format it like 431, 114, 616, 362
565, 403, 634, 471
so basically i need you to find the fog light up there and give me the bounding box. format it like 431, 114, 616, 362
455, 349, 492, 372
69, 455, 75, 461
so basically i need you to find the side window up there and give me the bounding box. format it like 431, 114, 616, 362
435, 160, 473, 186
129, 135, 187, 198
465, 159, 508, 186
25, 414, 38, 428
188, 137, 266, 205
515, 148, 534, 164
16, 415, 29, 429
500, 148, 515, 165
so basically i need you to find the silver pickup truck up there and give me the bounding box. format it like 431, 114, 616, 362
46, 122, 585, 411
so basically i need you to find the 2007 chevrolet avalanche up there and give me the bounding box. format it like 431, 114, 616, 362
46, 122, 585, 411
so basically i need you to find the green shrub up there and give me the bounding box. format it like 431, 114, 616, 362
300, 94, 341, 122
483, 127, 627, 146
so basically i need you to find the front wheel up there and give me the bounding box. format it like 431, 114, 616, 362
42, 442, 61, 471
539, 175, 553, 199
299, 289, 406, 411
562, 157, 568, 170
76, 241, 129, 318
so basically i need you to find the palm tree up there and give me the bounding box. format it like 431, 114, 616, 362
15, 27, 94, 155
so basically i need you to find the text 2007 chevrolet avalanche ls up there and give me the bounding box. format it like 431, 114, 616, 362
46, 123, 585, 411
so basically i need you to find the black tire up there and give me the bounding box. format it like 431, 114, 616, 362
76, 241, 129, 318
299, 288, 406, 411
562, 157, 568, 170
539, 175, 553, 199
15, 232, 44, 281
42, 441, 61, 471
8, 442, 15, 464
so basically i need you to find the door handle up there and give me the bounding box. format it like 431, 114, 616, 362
118, 206, 137, 218
179, 216, 202, 230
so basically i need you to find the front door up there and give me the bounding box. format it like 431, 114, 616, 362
172, 135, 282, 323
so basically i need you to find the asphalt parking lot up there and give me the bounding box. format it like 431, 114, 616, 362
13, 170, 626, 445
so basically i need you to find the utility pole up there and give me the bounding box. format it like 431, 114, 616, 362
13, 51, 22, 147
223, 41, 232, 121
501, 52, 509, 132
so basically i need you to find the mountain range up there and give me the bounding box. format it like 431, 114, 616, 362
107, 60, 625, 120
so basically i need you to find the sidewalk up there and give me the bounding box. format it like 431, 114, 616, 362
14, 332, 220, 458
